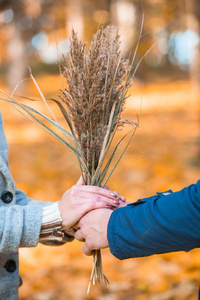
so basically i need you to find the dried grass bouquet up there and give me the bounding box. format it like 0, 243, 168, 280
0, 24, 151, 294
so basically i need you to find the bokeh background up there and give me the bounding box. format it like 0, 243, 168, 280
0, 0, 200, 299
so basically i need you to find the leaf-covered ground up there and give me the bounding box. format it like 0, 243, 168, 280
1, 77, 199, 299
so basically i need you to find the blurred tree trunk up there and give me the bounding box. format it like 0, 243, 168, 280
7, 1, 27, 92
110, 0, 142, 54
185, 0, 200, 90
7, 27, 27, 92
6, 0, 43, 92
185, 0, 200, 160
65, 0, 84, 39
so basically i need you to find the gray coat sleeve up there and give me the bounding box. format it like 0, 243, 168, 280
0, 112, 72, 252
15, 189, 75, 246
0, 201, 43, 253
0, 189, 74, 253
0, 112, 53, 253
0, 188, 52, 253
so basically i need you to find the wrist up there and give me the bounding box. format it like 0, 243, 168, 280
39, 203, 64, 242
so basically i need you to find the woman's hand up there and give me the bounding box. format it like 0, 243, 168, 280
110, 190, 128, 208
58, 176, 125, 229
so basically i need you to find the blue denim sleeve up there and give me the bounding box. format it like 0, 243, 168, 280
107, 180, 200, 260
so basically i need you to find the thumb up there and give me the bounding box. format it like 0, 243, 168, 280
82, 242, 93, 256
76, 172, 86, 185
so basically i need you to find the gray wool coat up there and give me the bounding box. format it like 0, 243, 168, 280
0, 111, 49, 299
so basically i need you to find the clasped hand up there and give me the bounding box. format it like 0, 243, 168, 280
59, 176, 126, 255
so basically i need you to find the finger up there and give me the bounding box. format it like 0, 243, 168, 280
79, 201, 114, 217
100, 185, 109, 190
116, 200, 128, 208
74, 230, 85, 242
113, 191, 119, 197
77, 193, 120, 206
76, 176, 83, 185
82, 243, 93, 256
119, 196, 126, 202
92, 201, 117, 209
76, 172, 87, 185
76, 174, 85, 185
73, 222, 79, 231
79, 185, 118, 199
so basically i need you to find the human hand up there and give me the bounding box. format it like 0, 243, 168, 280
111, 190, 127, 208
58, 176, 123, 229
103, 187, 126, 204
75, 208, 112, 255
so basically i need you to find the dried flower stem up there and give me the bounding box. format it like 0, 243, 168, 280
0, 23, 148, 296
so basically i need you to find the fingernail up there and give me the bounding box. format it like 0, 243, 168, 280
111, 192, 117, 197
113, 200, 119, 205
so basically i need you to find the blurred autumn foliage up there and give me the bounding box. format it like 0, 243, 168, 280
0, 0, 200, 299
0, 78, 199, 300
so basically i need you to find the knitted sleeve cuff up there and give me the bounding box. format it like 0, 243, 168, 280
39, 203, 75, 245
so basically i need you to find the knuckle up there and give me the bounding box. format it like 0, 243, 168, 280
81, 228, 87, 237
78, 219, 83, 227
87, 241, 93, 249
71, 190, 75, 197
73, 185, 79, 191
101, 196, 107, 202
71, 187, 79, 197
92, 200, 96, 208
96, 195, 101, 202
88, 201, 95, 209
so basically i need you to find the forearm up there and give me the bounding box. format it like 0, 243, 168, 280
0, 202, 74, 252
108, 180, 200, 260
0, 204, 42, 253
0, 190, 73, 252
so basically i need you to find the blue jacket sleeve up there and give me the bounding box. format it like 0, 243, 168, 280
107, 180, 200, 260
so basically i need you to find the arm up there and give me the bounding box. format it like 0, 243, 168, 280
0, 114, 122, 250
108, 180, 200, 259
15, 188, 65, 246
75, 180, 200, 259
0, 203, 43, 253
0, 177, 122, 252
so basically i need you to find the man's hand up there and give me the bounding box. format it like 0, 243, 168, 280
75, 208, 113, 255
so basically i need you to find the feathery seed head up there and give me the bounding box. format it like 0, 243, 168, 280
59, 25, 134, 172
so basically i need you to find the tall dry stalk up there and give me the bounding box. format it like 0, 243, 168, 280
0, 24, 151, 294
57, 26, 138, 291
58, 26, 133, 186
